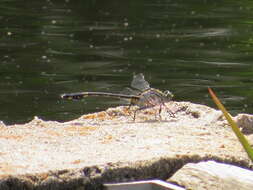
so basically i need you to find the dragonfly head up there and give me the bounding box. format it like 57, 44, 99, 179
163, 90, 174, 99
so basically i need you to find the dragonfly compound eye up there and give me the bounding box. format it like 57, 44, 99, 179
163, 90, 174, 99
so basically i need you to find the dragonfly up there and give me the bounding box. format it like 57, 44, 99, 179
61, 73, 174, 120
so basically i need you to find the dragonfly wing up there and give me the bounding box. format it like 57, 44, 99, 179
118, 98, 130, 105
131, 73, 150, 91
119, 87, 138, 105
121, 87, 139, 95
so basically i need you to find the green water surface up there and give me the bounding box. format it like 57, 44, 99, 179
0, 0, 253, 124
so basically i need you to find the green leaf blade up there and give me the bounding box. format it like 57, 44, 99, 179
208, 88, 253, 161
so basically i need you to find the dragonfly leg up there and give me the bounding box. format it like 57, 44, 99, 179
133, 109, 138, 121
158, 104, 162, 120
133, 107, 144, 121
126, 103, 137, 121
164, 102, 175, 117
133, 105, 152, 121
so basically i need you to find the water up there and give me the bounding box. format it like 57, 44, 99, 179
0, 0, 253, 124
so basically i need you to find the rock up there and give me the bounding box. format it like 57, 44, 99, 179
234, 114, 253, 134
0, 101, 252, 189
0, 121, 5, 127
168, 161, 253, 190
105, 179, 185, 190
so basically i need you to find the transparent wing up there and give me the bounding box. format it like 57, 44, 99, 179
131, 73, 150, 91
121, 87, 139, 95
119, 87, 137, 105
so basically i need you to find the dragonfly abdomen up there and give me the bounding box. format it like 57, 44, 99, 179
61, 92, 139, 100
61, 92, 90, 100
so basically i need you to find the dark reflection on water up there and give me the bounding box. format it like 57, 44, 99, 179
0, 0, 253, 124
